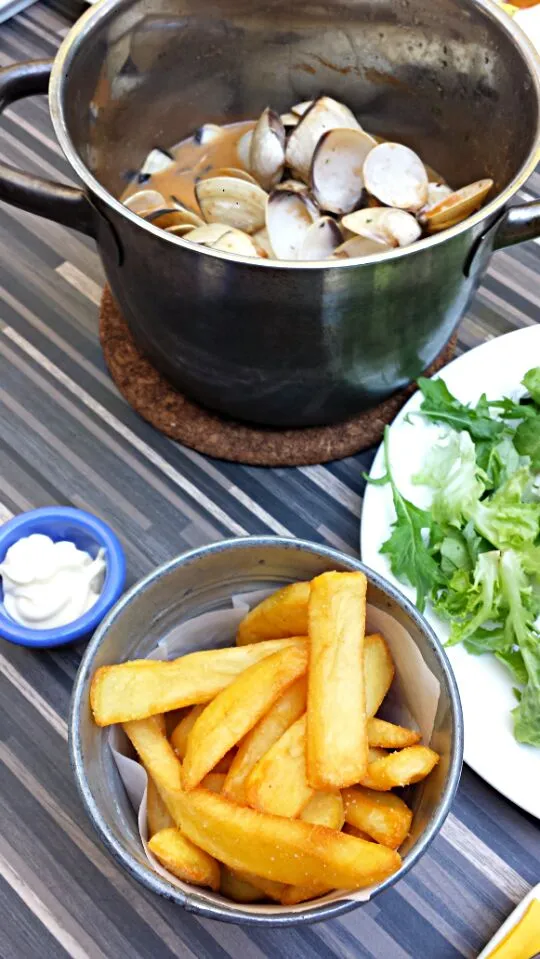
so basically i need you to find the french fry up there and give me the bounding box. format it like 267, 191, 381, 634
342, 786, 413, 848
212, 751, 235, 774
244, 715, 314, 817
171, 705, 207, 758
367, 718, 420, 749
220, 867, 263, 903
369, 747, 388, 762
365, 633, 394, 717
165, 709, 185, 737
201, 772, 226, 793
237, 582, 310, 645
91, 637, 306, 726
177, 788, 401, 889
343, 823, 373, 842
223, 676, 307, 801
148, 828, 220, 890
236, 873, 286, 902
279, 883, 332, 906
360, 746, 439, 791
182, 646, 308, 790
300, 791, 345, 830
307, 571, 368, 790
123, 716, 183, 796
147, 775, 175, 837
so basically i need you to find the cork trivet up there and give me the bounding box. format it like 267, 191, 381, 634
100, 286, 457, 466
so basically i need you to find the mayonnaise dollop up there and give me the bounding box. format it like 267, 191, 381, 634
0, 533, 106, 629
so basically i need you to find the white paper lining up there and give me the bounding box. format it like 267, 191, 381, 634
110, 590, 440, 913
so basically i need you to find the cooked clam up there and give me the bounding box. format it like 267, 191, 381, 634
166, 223, 197, 237
298, 217, 342, 260
210, 229, 261, 257
198, 166, 258, 185
266, 189, 319, 259
363, 142, 429, 212
280, 112, 300, 128
424, 182, 452, 209
249, 108, 286, 190
145, 208, 201, 230
311, 128, 376, 215
291, 100, 314, 117
186, 223, 233, 246
236, 129, 254, 169
252, 227, 273, 258
194, 123, 223, 145
169, 197, 205, 228
195, 176, 267, 233
420, 178, 494, 232
341, 207, 421, 248
123, 189, 166, 215
276, 179, 310, 195
332, 236, 393, 259
285, 96, 362, 183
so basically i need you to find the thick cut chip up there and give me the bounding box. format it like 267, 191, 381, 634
182, 645, 308, 790
307, 571, 368, 789
367, 718, 420, 749
147, 775, 175, 837
360, 746, 440, 791
171, 705, 207, 758
365, 633, 394, 717
244, 715, 314, 817
343, 823, 373, 842
223, 676, 307, 801
236, 873, 286, 902
237, 581, 310, 645
343, 786, 413, 848
123, 716, 183, 796
220, 868, 263, 903
91, 637, 306, 726
300, 790, 345, 830
279, 883, 332, 905
148, 827, 220, 890
177, 787, 401, 889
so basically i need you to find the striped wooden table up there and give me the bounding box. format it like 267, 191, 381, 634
1, 3, 540, 956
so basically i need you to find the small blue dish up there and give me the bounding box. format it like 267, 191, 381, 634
0, 507, 126, 648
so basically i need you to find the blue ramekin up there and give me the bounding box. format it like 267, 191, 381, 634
0, 507, 126, 648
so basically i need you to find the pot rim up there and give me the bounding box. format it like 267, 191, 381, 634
49, 0, 540, 270
69, 535, 464, 926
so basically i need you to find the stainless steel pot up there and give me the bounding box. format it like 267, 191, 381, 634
0, 0, 539, 427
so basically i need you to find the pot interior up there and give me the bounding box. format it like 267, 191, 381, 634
61, 0, 539, 204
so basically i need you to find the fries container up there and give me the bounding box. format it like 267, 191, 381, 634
70, 537, 463, 925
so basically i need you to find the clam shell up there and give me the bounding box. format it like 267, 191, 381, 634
236, 129, 254, 169
252, 227, 273, 258
195, 176, 267, 233
311, 127, 376, 215
291, 100, 314, 117
138, 148, 174, 182
275, 179, 309, 195
249, 108, 286, 190
165, 224, 197, 237
210, 229, 261, 257
421, 178, 493, 232
281, 112, 300, 128
198, 166, 258, 184
341, 207, 421, 247
266, 189, 319, 259
186, 223, 232, 246
123, 189, 166, 214
332, 235, 393, 259
285, 96, 362, 183
298, 217, 342, 260
363, 142, 429, 212
144, 208, 200, 230
194, 123, 223, 145
424, 182, 453, 210
169, 197, 205, 228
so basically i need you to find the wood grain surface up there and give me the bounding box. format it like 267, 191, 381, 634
0, 3, 539, 956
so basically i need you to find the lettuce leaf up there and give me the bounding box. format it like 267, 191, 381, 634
499, 550, 540, 746
413, 430, 486, 526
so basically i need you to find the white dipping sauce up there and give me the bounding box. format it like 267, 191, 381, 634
0, 533, 106, 629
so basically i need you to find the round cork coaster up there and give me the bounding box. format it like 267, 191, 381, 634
100, 286, 457, 466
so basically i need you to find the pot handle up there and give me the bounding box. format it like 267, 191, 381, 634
0, 59, 95, 236
466, 198, 540, 276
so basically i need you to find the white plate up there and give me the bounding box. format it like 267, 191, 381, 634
361, 325, 540, 818
477, 882, 540, 958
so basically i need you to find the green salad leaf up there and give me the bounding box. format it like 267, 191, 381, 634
372, 366, 540, 746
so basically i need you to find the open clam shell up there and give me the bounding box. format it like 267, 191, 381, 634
210, 229, 261, 257
332, 235, 393, 259
363, 142, 428, 212
195, 176, 267, 233
198, 167, 258, 185
144, 207, 202, 230
137, 147, 174, 182
123, 188, 166, 214
185, 223, 232, 246
424, 182, 452, 210
165, 223, 197, 237
420, 178, 494, 232
291, 100, 314, 117
266, 189, 319, 259
298, 217, 342, 260
280, 112, 300, 128
169, 197, 205, 228
276, 179, 309, 195
194, 123, 223, 145
236, 129, 254, 169
285, 96, 362, 184
311, 127, 377, 215
249, 108, 286, 190
252, 227, 273, 258
341, 207, 421, 247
